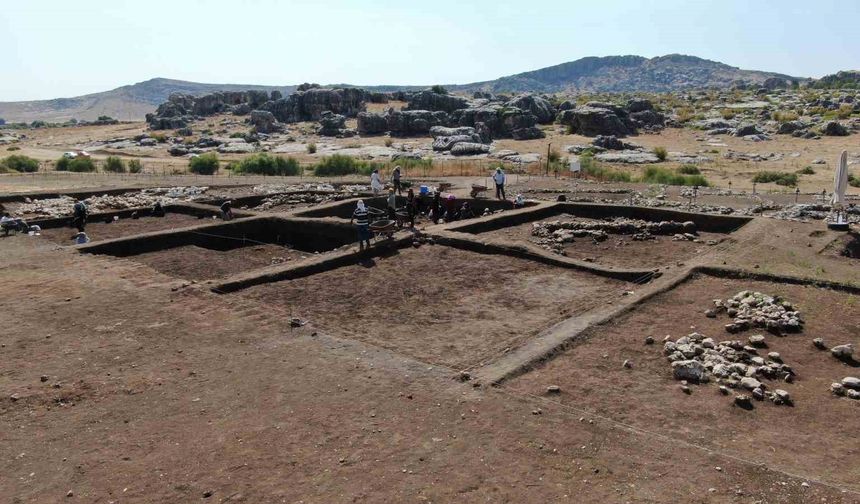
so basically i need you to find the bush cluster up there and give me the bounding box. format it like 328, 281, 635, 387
102, 156, 126, 173
188, 153, 220, 175
0, 155, 39, 173
641, 166, 709, 186
752, 171, 798, 187
230, 154, 300, 176
56, 156, 97, 172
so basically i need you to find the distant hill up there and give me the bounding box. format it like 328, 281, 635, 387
809, 70, 860, 89
0, 78, 296, 123
452, 54, 804, 93
0, 55, 808, 123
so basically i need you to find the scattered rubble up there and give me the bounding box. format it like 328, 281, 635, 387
711, 291, 803, 334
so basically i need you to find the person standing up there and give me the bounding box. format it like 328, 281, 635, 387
72, 200, 88, 232
220, 200, 234, 221
350, 200, 371, 251
405, 188, 418, 227
370, 169, 383, 195
430, 191, 442, 224
387, 189, 397, 220
391, 165, 403, 195
493, 167, 506, 201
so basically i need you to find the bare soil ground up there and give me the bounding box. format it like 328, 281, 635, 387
508, 274, 860, 491
37, 212, 214, 244
128, 244, 310, 281
482, 214, 733, 269
236, 246, 627, 368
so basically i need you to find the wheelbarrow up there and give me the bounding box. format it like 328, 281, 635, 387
367, 206, 387, 223
470, 183, 489, 198
369, 219, 397, 241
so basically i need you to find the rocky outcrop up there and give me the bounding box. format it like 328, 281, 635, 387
505, 94, 557, 123
776, 120, 806, 135
357, 112, 389, 135
148, 88, 369, 130
386, 109, 450, 136
404, 91, 469, 113
822, 121, 849, 136
452, 105, 543, 139
317, 111, 347, 136
262, 87, 368, 123
249, 110, 282, 134
557, 103, 635, 137
734, 124, 763, 137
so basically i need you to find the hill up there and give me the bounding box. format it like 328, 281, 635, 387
0, 55, 807, 123
452, 54, 803, 93
0, 78, 296, 123
809, 70, 860, 89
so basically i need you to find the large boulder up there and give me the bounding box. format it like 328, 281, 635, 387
432, 134, 481, 151
506, 94, 557, 124
734, 124, 762, 137
404, 90, 468, 114
776, 120, 806, 135
450, 142, 491, 156
430, 126, 478, 138
822, 121, 849, 136
511, 126, 545, 140
317, 111, 347, 136
626, 98, 654, 113
630, 110, 665, 129
387, 109, 450, 136
249, 110, 281, 134
357, 112, 388, 135
762, 77, 789, 90
558, 105, 634, 137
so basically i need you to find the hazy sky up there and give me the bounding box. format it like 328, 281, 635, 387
2, 0, 859, 101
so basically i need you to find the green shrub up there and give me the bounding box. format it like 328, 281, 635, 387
188, 153, 220, 175
848, 173, 860, 188
102, 156, 126, 173
430, 85, 448, 95
306, 142, 317, 154
128, 159, 143, 173
677, 164, 701, 175
384, 138, 393, 147
796, 166, 815, 175
55, 156, 97, 172
719, 109, 736, 120
837, 104, 854, 120
6, 146, 20, 151
548, 149, 561, 164
580, 154, 632, 182
641, 166, 709, 186
752, 171, 798, 187
313, 154, 364, 176
150, 133, 168, 143
772, 110, 799, 123
652, 146, 668, 161
1, 155, 39, 172
230, 153, 300, 176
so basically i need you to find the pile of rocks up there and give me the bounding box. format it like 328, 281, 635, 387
251, 192, 343, 211
710, 291, 803, 334
831, 376, 860, 400
557, 99, 664, 137
529, 217, 697, 254
13, 187, 209, 218
665, 331, 795, 406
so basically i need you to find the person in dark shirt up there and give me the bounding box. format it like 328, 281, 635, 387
391, 166, 403, 195
152, 201, 166, 217
220, 200, 234, 221
430, 191, 442, 224
406, 188, 419, 228
350, 200, 371, 251
72, 201, 88, 232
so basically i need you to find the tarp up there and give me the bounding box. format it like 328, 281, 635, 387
831, 150, 849, 207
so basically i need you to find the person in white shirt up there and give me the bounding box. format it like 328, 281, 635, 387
370, 169, 383, 195
492, 168, 506, 200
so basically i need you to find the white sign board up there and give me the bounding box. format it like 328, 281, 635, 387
569, 157, 581, 173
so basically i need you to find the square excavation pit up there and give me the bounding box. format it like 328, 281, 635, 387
234, 245, 629, 369
507, 273, 860, 490
82, 218, 355, 281
823, 231, 860, 260
37, 211, 227, 245
455, 204, 750, 269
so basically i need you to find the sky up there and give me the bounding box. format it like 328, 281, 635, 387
2, 0, 860, 101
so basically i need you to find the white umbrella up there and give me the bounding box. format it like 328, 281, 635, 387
831, 150, 849, 207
